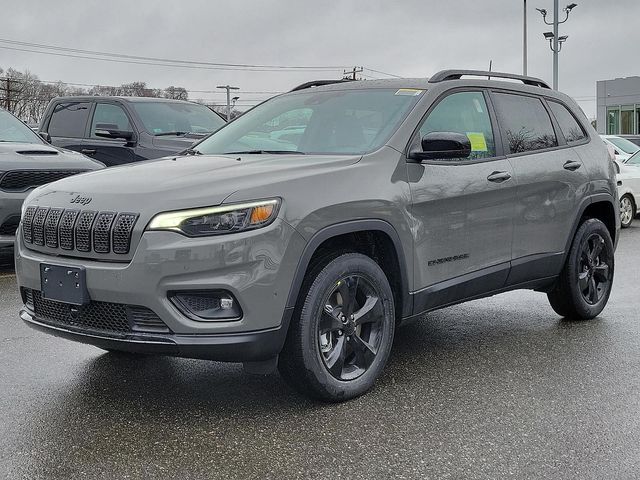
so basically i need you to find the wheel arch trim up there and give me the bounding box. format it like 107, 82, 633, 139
564, 193, 618, 259
284, 219, 412, 318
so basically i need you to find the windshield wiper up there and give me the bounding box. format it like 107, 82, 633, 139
222, 150, 306, 155
154, 131, 190, 137
184, 148, 202, 155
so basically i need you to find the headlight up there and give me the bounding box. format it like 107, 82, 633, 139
147, 199, 280, 237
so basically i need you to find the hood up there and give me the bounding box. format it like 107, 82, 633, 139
24, 153, 360, 213
0, 142, 104, 171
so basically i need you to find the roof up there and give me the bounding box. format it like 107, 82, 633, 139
46, 96, 198, 104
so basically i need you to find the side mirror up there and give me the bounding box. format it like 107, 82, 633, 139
39, 132, 51, 143
94, 123, 134, 141
409, 132, 472, 161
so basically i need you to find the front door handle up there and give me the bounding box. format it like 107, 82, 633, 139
81, 149, 96, 155
563, 160, 582, 171
487, 171, 512, 183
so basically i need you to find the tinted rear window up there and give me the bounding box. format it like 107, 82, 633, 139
48, 102, 91, 138
493, 93, 558, 154
548, 101, 586, 144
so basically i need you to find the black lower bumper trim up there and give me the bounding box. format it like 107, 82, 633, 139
21, 308, 293, 362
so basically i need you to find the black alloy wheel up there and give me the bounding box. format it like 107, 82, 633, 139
318, 275, 385, 381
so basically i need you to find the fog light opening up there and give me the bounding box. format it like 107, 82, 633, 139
169, 290, 242, 321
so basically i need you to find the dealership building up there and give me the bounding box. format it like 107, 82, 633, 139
596, 76, 640, 135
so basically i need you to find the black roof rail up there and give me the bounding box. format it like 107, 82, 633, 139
290, 79, 354, 92
429, 69, 550, 89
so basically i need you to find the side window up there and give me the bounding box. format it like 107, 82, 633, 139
418, 91, 496, 160
91, 103, 132, 137
547, 100, 587, 144
47, 102, 91, 138
492, 93, 558, 154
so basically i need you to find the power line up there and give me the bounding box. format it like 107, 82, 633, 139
0, 38, 348, 72
363, 67, 403, 78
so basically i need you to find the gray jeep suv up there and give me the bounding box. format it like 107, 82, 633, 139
15, 70, 619, 401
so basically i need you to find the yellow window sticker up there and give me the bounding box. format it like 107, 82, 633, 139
466, 132, 488, 152
395, 88, 423, 96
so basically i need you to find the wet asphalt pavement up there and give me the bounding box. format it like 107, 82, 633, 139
1, 227, 640, 480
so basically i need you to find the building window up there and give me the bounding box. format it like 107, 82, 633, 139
607, 107, 620, 134
621, 105, 635, 134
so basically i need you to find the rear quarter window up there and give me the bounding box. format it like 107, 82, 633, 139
548, 100, 587, 144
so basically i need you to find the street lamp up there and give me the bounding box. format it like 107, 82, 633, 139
537, 1, 578, 90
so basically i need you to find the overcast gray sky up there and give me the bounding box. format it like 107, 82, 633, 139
1, 0, 638, 118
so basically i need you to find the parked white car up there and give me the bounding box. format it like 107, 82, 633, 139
616, 151, 640, 228
602, 134, 640, 162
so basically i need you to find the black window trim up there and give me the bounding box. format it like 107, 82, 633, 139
88, 100, 137, 142
489, 88, 568, 159
543, 97, 590, 147
405, 86, 506, 166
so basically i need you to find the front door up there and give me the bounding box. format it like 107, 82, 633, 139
408, 90, 516, 311
86, 102, 136, 166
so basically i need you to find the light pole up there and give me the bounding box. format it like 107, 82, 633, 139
217, 85, 240, 121
523, 0, 527, 76
536, 1, 578, 90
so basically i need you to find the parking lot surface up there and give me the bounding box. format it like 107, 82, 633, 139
1, 227, 640, 479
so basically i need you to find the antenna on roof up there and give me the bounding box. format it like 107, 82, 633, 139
488, 60, 492, 81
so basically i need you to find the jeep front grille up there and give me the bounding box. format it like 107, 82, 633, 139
23, 288, 171, 336
22, 206, 139, 256
0, 170, 87, 192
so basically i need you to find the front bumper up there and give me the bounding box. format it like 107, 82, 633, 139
20, 308, 292, 361
0, 189, 27, 249
15, 218, 306, 360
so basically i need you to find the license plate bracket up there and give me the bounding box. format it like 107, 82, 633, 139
40, 264, 90, 305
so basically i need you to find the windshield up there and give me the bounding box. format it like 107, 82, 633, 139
627, 150, 640, 165
607, 136, 640, 155
132, 101, 226, 136
194, 88, 423, 155
0, 109, 45, 144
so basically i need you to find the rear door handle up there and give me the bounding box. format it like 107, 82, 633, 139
563, 160, 582, 171
487, 171, 512, 183
81, 149, 96, 155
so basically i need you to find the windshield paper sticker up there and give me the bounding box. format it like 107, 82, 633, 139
466, 132, 488, 152
395, 88, 423, 96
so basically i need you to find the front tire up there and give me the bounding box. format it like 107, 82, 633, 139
279, 253, 395, 402
547, 218, 614, 320
620, 194, 635, 228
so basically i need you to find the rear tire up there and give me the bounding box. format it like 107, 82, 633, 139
547, 218, 614, 320
620, 194, 635, 228
279, 253, 395, 402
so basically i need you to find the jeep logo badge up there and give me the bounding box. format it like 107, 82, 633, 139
70, 195, 92, 206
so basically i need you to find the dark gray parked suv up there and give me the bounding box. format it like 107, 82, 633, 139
39, 96, 226, 166
15, 70, 619, 401
0, 107, 104, 255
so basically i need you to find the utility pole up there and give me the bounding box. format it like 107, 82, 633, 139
216, 84, 240, 121
343, 67, 363, 80
523, 0, 527, 76
4, 78, 11, 111
536, 2, 578, 90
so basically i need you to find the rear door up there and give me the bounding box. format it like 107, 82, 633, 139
408, 89, 516, 311
44, 101, 92, 153
85, 102, 136, 166
491, 91, 588, 284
